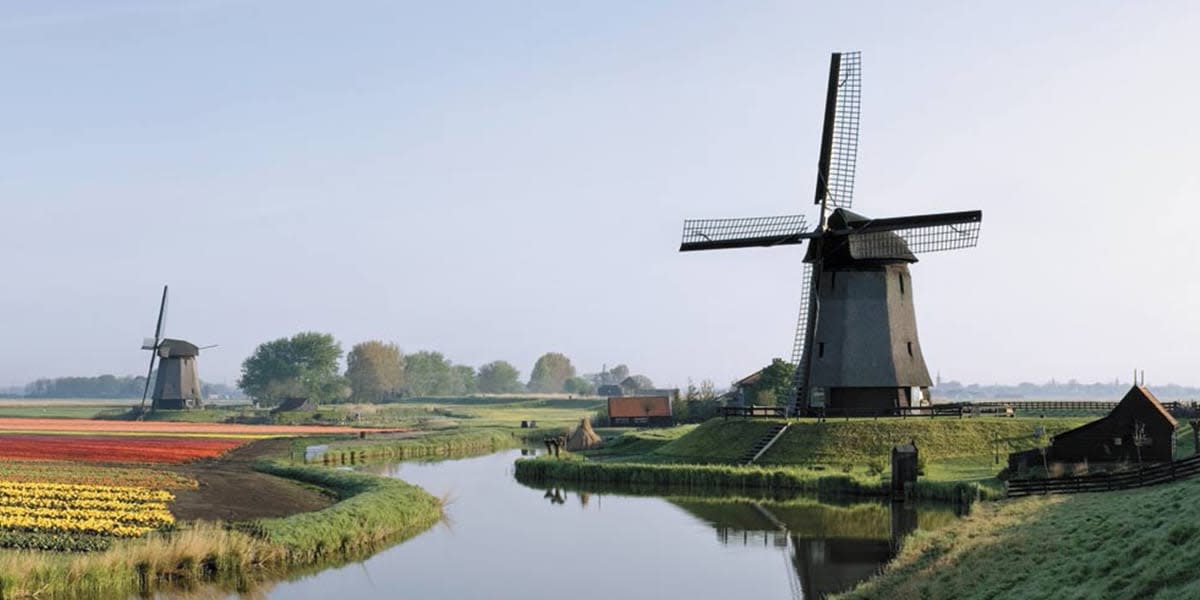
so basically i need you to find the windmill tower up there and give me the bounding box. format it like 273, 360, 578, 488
138, 286, 205, 412
680, 51, 982, 416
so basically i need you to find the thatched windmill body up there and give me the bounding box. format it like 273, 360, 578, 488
139, 286, 205, 412
680, 52, 982, 415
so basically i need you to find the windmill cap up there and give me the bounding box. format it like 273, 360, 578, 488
157, 339, 200, 357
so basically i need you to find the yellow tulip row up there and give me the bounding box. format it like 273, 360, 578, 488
0, 481, 173, 503
0, 495, 170, 512
0, 480, 176, 539
0, 513, 156, 538
0, 505, 173, 528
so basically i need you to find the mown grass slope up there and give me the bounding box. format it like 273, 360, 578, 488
642, 417, 1089, 467
759, 417, 1088, 466
838, 474, 1200, 600
647, 420, 781, 462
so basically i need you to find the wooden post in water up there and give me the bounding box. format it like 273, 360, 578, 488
891, 441, 918, 500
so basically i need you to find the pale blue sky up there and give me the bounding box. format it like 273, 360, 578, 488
2, 1, 1198, 389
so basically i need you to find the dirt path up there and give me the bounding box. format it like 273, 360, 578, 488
169, 438, 334, 522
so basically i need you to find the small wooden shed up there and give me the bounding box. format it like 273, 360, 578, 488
1010, 385, 1177, 469
608, 396, 673, 427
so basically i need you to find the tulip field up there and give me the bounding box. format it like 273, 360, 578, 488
0, 434, 247, 464
0, 417, 380, 552
0, 480, 176, 551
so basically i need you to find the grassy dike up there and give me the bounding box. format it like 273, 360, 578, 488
835, 473, 1200, 599
0, 461, 442, 598
308, 428, 523, 464
517, 417, 1092, 502
515, 455, 993, 502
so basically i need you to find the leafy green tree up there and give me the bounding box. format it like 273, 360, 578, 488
451, 365, 478, 395
609, 364, 630, 382
619, 374, 654, 394
747, 358, 794, 406
345, 341, 405, 402
528, 352, 576, 393
477, 361, 523, 393
238, 332, 348, 405
404, 351, 453, 396
563, 376, 595, 395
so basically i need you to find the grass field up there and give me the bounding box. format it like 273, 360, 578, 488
837, 473, 1200, 599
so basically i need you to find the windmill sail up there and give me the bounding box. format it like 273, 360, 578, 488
846, 210, 982, 258
138, 285, 169, 417
814, 51, 861, 210
680, 215, 810, 251
786, 262, 817, 414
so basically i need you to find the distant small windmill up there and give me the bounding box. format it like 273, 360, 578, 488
138, 286, 207, 413
680, 51, 983, 416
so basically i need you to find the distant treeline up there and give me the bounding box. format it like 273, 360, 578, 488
936, 379, 1200, 400
25, 375, 147, 399
22, 375, 240, 400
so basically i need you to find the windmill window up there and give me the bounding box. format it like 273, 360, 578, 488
818, 342, 825, 358
899, 273, 905, 294
906, 342, 913, 357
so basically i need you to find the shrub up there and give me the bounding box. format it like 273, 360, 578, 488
866, 459, 885, 477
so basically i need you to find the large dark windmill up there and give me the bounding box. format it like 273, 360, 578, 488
138, 286, 206, 413
680, 52, 982, 416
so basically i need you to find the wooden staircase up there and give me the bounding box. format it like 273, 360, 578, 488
741, 423, 789, 465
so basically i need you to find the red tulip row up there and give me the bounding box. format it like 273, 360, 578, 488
0, 435, 246, 464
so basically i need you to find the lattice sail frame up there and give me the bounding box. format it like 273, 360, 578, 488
823, 51, 861, 209
680, 215, 808, 248
848, 219, 982, 259
789, 262, 813, 365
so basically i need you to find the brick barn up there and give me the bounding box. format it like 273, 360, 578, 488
608, 396, 674, 427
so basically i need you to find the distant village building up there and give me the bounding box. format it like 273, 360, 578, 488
726, 370, 764, 407
608, 396, 674, 427
597, 384, 623, 398
1009, 385, 1178, 470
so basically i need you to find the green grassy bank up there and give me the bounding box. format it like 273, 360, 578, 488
836, 473, 1200, 599
515, 456, 996, 502
0, 463, 442, 599
544, 417, 1091, 497
643, 417, 1087, 465
308, 429, 522, 464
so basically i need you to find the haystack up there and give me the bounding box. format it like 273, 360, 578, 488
565, 418, 602, 451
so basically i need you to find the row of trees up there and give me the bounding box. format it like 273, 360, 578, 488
25, 375, 147, 399
23, 375, 239, 400
236, 332, 658, 405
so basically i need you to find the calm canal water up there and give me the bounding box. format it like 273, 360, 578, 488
254, 450, 961, 600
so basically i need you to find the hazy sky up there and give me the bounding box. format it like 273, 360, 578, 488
2, 1, 1198, 390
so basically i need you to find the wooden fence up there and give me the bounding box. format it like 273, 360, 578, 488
1006, 454, 1200, 497
721, 405, 786, 419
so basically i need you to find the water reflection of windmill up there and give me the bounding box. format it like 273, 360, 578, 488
138, 286, 211, 413
680, 51, 982, 416
683, 499, 921, 600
